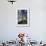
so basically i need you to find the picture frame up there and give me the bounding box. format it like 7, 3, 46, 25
16, 8, 30, 27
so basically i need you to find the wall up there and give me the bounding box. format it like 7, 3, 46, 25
0, 0, 46, 41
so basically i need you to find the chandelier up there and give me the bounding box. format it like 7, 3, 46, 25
8, 0, 16, 4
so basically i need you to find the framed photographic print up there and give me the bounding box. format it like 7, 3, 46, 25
16, 8, 30, 27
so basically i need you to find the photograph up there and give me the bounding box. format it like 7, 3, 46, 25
18, 10, 27, 24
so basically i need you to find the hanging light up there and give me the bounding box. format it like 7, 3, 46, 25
8, 0, 16, 4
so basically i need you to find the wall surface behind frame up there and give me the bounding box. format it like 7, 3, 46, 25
0, 0, 46, 41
